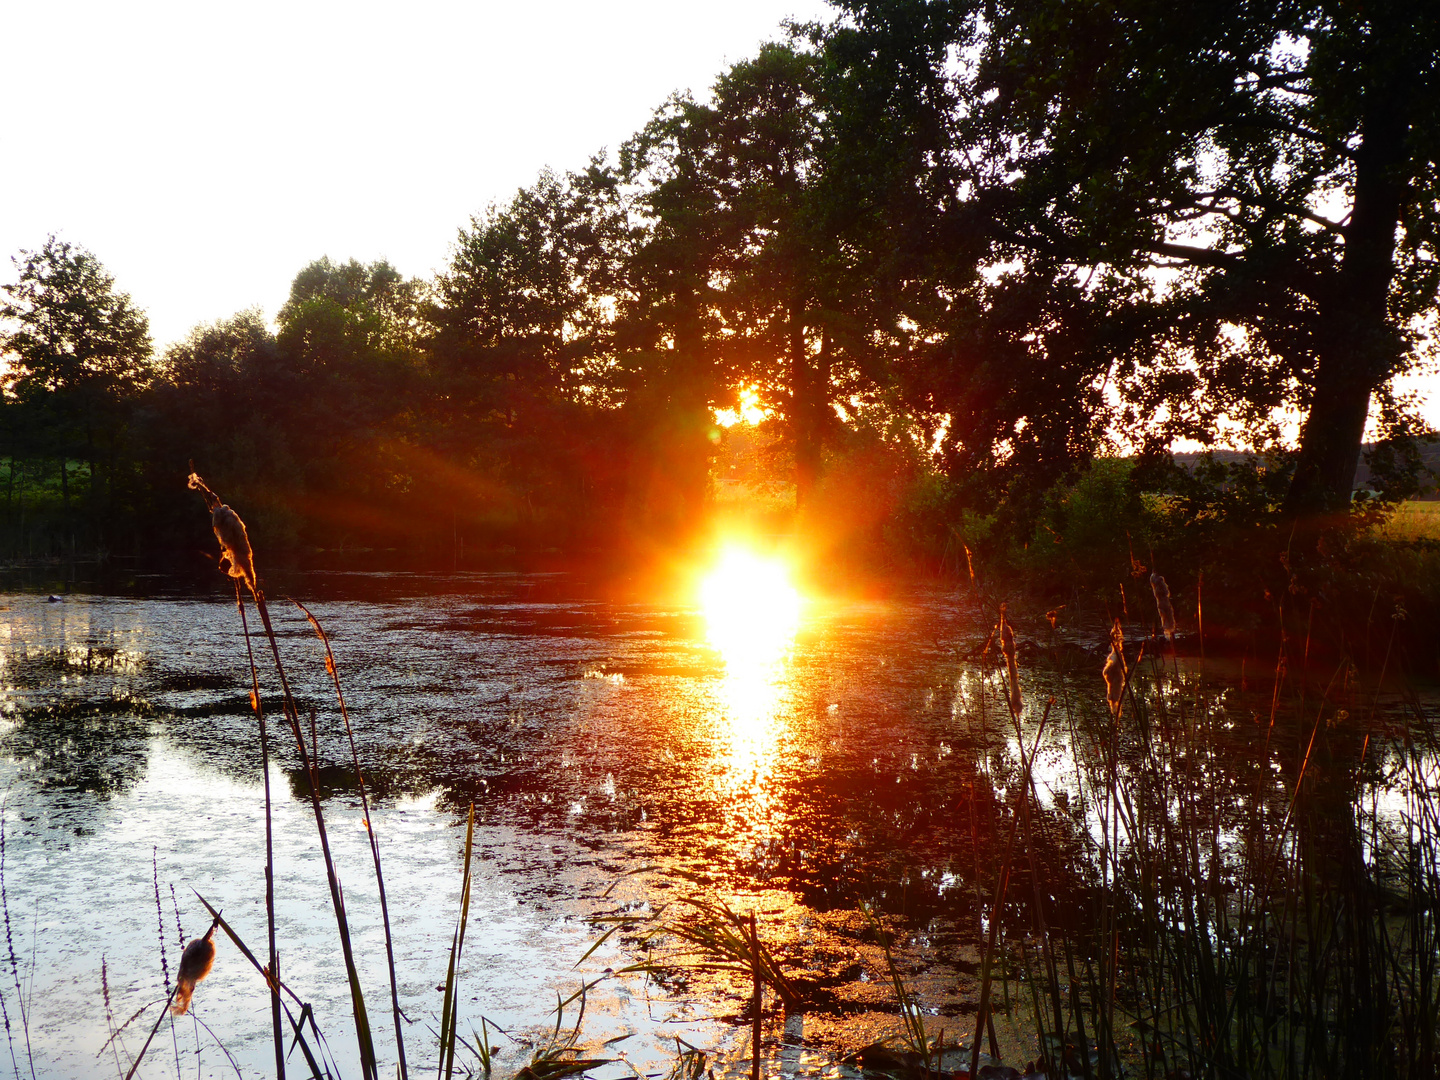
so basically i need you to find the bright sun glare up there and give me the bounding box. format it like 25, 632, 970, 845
699, 546, 801, 665
713, 387, 770, 429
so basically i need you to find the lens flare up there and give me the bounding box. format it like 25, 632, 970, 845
699, 547, 801, 665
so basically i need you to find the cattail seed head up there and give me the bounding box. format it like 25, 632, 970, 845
171, 926, 216, 1016
1103, 647, 1124, 712
1151, 572, 1176, 641
998, 605, 1021, 715
211, 504, 257, 595
188, 466, 257, 595
1103, 619, 1125, 714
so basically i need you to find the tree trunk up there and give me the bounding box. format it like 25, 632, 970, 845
60, 457, 71, 557
790, 303, 818, 511
1285, 59, 1410, 515
13, 460, 22, 559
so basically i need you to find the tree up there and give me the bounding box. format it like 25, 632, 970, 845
428, 168, 633, 547
0, 236, 153, 540
822, 0, 1440, 513
623, 42, 887, 511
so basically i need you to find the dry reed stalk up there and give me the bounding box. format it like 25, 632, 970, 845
970, 698, 1052, 1079
750, 911, 761, 1080
191, 466, 375, 1079
124, 913, 221, 1080
192, 891, 331, 1079
234, 580, 286, 1080
187, 466, 256, 596
438, 803, 476, 1080
1102, 621, 1124, 716
999, 604, 1022, 716
0, 800, 33, 1080
295, 599, 409, 1080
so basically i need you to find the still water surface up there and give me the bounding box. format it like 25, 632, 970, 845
0, 571, 1424, 1078
0, 572, 1005, 1079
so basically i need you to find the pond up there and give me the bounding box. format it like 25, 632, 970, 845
0, 569, 1433, 1079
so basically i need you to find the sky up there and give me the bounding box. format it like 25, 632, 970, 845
4, 0, 834, 349
4, 0, 1435, 437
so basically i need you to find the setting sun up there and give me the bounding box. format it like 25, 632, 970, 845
713, 387, 771, 429
699, 545, 802, 664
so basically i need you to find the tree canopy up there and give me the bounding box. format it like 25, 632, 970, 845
819, 0, 1440, 510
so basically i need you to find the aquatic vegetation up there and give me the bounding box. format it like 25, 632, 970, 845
187, 466, 256, 596
1148, 573, 1175, 642
1102, 623, 1124, 715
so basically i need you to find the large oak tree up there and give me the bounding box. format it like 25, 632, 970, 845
823, 0, 1440, 512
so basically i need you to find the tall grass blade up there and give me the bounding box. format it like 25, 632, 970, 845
252, 588, 379, 1080
296, 599, 409, 1080
437, 803, 475, 1080
192, 890, 330, 1080
123, 913, 219, 1080
235, 582, 286, 1079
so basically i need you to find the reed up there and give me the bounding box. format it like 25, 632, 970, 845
190, 467, 379, 1079
133, 468, 1438, 1080
982, 606, 1440, 1079
296, 599, 409, 1080
860, 903, 942, 1078
437, 802, 476, 1080
193, 891, 333, 1079
123, 914, 221, 1080
0, 802, 33, 1080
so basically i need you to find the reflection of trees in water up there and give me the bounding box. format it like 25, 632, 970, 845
1, 644, 155, 797
1024, 655, 1440, 1078
4, 697, 152, 797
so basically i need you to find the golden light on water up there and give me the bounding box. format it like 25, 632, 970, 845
699, 547, 801, 665
699, 546, 803, 834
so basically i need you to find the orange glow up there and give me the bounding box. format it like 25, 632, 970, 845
700, 546, 801, 665
699, 546, 802, 832
714, 387, 770, 428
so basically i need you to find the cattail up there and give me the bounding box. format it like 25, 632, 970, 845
1151, 572, 1176, 641
171, 926, 216, 1016
188, 466, 257, 595
999, 605, 1021, 715
1103, 620, 1125, 714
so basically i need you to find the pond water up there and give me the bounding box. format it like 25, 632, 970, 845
0, 570, 1430, 1079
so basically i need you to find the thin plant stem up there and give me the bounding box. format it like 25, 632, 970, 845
295, 599, 409, 1080
971, 698, 1052, 1078
235, 582, 286, 1080
251, 588, 380, 1080
750, 911, 762, 1080
123, 914, 221, 1080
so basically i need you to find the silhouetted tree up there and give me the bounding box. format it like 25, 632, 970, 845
823, 0, 1440, 514
429, 168, 632, 548
0, 236, 153, 548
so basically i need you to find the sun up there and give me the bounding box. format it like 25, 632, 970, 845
713, 387, 771, 429
699, 545, 802, 665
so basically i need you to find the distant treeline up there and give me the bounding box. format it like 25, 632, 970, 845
3, 0, 1437, 574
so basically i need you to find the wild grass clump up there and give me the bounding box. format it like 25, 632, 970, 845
963, 596, 1440, 1079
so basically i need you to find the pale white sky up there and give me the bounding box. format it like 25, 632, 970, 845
3, 0, 833, 349
4, 0, 1434, 435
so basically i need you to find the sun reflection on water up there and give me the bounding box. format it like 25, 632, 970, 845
699, 547, 803, 834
